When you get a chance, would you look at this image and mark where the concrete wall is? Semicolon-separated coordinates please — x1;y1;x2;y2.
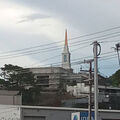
29;67;70;74
0;95;21;105
21;106;120;120
0;105;119;120
29;67;71;90
0;90;22;105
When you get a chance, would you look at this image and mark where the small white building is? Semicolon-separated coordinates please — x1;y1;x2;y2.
67;83;94;97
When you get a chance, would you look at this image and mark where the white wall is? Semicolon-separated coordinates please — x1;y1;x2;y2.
67;83;94;97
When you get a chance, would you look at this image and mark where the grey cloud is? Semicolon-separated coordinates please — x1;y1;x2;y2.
4;0;120;76
15;0;120;32
18;13;51;23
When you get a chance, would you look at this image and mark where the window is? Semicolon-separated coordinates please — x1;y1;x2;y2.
37;76;49;85
64;55;67;62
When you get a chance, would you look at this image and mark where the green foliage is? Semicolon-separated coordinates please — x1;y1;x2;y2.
109;69;120;87
22;86;41;105
0;64;41;105
1;64;35;89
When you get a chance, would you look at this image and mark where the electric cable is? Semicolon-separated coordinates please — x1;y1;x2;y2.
1;25;120;54
0;50;117;74
0;32;120;60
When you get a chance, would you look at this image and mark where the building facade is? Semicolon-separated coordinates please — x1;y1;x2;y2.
21;106;120;120
29;30;87;92
29;67;86;91
29;30;110;93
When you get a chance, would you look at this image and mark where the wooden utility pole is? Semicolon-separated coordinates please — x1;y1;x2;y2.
88;60;93;120
84;59;93;120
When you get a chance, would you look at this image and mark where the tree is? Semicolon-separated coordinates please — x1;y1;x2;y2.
109;69;120;87
0;64;41;105
1;64;35;90
22;86;41;105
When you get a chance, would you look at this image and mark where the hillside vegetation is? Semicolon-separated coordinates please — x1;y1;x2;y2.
109;69;120;87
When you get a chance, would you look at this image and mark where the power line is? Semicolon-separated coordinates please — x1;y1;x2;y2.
4;47;115;73
0;32;119;73
0;50;117;74
0;55;118;75
0;32;120;60
30;45;89;67
1;26;120;55
100;55;118;61
71;31;120;45
31;50;116;68
0;56;93;75
102;39;120;43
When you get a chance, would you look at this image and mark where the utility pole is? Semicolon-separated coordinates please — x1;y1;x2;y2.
93;41;101;120
84;59;93;120
88;60;93;120
115;43;120;66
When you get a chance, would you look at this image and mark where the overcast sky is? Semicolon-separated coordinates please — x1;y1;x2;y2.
0;0;120;76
